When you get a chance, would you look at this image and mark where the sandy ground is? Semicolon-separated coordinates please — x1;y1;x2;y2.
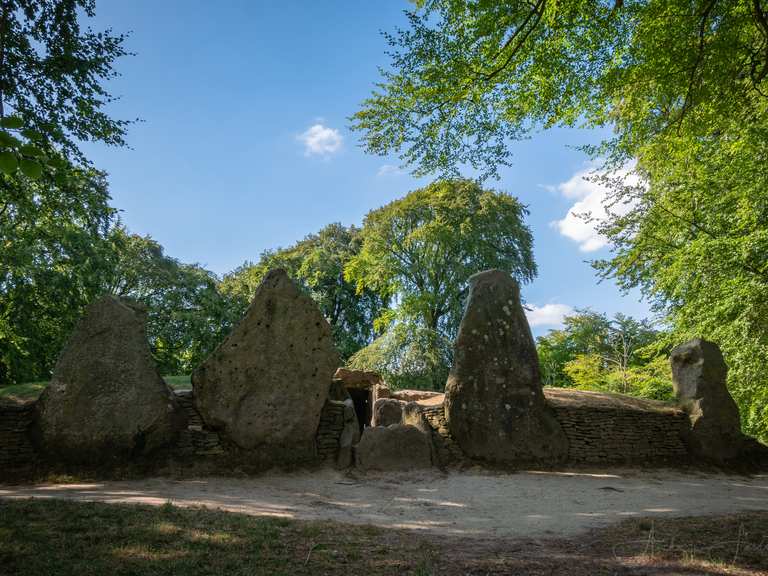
1;468;767;538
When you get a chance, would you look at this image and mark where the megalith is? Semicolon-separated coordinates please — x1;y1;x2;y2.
34;296;182;463
192;269;339;458
356;424;433;471
670;338;744;461
445;269;568;464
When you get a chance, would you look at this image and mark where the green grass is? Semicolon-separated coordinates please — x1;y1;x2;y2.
163;375;191;389
1;500;766;575
0;499;436;576
0;381;48;401
0;375;191;402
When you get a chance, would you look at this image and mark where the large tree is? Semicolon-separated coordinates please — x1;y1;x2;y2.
345;178;536;388
0;167;115;383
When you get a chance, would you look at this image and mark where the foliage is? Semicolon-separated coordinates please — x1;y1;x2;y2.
220;223;387;360
537;309;672;399
0;0;131;162
347;321;453;390
353;0;768;179
594;102;768;439
345;179;535;388
0;166;116;384
103;228;238;375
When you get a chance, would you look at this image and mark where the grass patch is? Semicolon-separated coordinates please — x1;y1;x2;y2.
1;499;766;575
0;381;47;402
163;375;191;389
0;375;191;402
0;499;435;576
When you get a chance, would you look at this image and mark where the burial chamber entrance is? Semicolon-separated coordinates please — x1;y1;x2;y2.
347;388;372;433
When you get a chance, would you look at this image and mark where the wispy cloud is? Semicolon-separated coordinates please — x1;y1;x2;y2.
525;303;574;328
377;164;405;177
551;164;638;252
298;123;343;157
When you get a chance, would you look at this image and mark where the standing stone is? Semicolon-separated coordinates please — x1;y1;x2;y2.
192;269;339;458
670;338;744;461
34;296;182;464
445;269;567;464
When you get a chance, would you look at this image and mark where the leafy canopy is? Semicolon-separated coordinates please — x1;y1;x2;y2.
345;178;536;388
353;0;768;178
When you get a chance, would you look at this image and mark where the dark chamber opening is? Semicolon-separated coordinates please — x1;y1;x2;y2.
347;388;372;433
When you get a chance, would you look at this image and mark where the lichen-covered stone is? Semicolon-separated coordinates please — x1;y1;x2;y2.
192;269;339;457
34;296;182;463
670;338;744;461
445;269;567;464
356;424;432;471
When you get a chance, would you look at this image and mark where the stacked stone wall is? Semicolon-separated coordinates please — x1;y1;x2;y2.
545;389;690;464
174;391;224;456
420;405;464;465
316;400;346;460
0;401;35;469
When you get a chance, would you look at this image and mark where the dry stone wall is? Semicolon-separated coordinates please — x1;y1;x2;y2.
420;404;465;466
545;389;689;464
316;400;346;461
0;401;35;470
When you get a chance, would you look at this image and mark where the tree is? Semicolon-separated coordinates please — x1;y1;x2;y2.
594;105;768;439
0;167;116;384
0;0;134;383
353;0;768;180
103;228;238;375
220;223;387;360
536;309;669;397
345;179;536;388
0;0;131;160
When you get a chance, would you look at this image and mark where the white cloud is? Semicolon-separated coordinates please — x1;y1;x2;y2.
377;164;405;177
298;123;343;157
551;165;639;252
525;303;574;328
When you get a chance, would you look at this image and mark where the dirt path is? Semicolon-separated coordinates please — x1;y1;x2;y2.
2;468;767;538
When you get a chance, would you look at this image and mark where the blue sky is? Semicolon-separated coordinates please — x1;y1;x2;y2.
82;0;651;336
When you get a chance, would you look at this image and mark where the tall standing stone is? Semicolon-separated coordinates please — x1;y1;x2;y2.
445;270;567;464
34;296;182;464
670;338;744;461
192;269;339;458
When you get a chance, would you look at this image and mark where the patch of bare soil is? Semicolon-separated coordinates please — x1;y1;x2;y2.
3;468;767;540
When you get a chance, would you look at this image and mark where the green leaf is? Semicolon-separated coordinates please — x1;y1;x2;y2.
19;158;43;179
0;116;24;129
20;129;44;142
19;144;44;158
0;130;21;148
0;151;18;174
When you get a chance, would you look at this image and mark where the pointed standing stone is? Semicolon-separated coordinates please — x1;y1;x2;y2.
445;269;567;464
670;338;744;461
34;296;182;463
192;269;339;458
